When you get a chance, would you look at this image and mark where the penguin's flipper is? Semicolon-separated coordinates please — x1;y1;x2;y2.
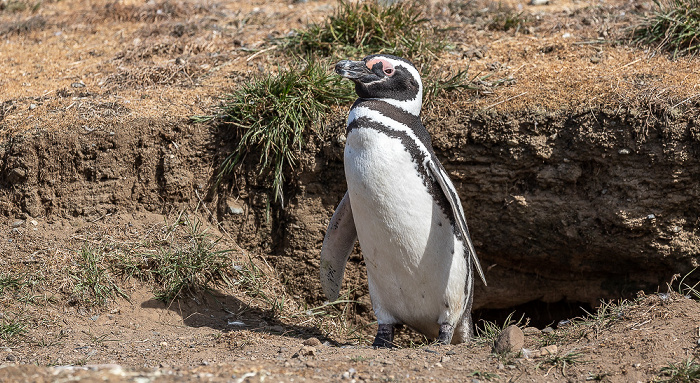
320;191;358;301
427;160;487;287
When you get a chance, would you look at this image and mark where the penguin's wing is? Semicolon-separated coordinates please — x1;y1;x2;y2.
427;159;488;287
320;191;358;301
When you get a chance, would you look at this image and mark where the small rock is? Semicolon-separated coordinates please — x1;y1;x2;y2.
71;82;86;88
29;220;38;226
619;148;631;155
29;103;37;110
590;56;601;64
303;337;322;347
434;362;443;368
440;355;451;363
497;363;504;370
297;346;316;357
530;0;549;4
493;325;524;354
445;350;456;355
6;354;16;362
521;348;541;359
7;168;26;183
541;345;558;355
11;220;24;228
226;198;244;215
541;327;554;334
160;342;168;347
522;327;540;336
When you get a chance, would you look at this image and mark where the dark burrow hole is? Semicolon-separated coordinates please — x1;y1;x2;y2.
473;299;595;330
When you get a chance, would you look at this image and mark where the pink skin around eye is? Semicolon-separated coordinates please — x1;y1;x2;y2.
366;58;395;76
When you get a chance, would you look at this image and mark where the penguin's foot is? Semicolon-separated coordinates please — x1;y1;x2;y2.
436;323;454;345
372;324;395;348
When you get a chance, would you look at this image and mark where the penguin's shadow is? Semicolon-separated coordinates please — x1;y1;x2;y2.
140;290;327;341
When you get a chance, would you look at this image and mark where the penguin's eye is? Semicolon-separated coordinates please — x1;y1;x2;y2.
366;58;394;76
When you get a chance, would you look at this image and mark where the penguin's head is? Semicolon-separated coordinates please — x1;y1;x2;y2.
335;54;423;115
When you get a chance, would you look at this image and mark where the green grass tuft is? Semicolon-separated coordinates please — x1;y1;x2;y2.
116;215;235;302
282;0;445;61
230;254;287;318
214;60;355;206
658;357;700;382
632;0;700;58
474;311;529;348
0;315;27;342
0;274;26;294
69;245;129;306
484;3;532;32
0;0;42;13
537;351;585;377
675;267;700;299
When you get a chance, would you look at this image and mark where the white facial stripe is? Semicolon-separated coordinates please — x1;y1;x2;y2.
371;56;423;116
363;75;391;87
348;106;433;167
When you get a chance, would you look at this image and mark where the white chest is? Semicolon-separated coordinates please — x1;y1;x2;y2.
344;127;467;332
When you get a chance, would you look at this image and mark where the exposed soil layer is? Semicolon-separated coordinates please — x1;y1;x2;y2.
1;0;700;381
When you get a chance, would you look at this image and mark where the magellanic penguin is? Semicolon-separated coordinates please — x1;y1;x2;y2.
320;54;487;347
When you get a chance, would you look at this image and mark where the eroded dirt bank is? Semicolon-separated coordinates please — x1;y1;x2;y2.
2;101;699;313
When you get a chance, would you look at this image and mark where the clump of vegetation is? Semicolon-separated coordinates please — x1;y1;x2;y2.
658;357;700;382
484;3;533;32
212;60;355;206
632;0;700;58
537;351;585;377
0;0;42;13
0;271;53;306
674;267;699;300
449;1;536;33
68;245;129;306
473;311;528;347
423;65;511;108
0;314;27;342
282;0;445;61
115;215;235;302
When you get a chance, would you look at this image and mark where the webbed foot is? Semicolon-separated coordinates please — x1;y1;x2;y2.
372;324;395;348
437;323;454;345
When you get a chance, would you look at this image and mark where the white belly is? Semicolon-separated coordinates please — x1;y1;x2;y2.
344;127;468;337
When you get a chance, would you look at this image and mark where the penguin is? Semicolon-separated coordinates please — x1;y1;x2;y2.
320;54;487;347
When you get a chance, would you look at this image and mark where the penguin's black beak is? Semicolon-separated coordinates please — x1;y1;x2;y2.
335;60;369;80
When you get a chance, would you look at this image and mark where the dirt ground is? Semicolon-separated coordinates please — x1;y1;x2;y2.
2;0;700;381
